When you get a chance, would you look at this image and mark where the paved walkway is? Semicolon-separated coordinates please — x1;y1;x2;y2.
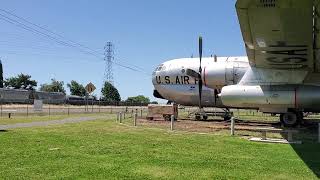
0;116;106;130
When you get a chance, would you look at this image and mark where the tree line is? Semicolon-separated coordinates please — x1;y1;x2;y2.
3;73;156;104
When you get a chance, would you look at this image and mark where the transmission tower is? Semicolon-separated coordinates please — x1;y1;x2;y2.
104;42;114;85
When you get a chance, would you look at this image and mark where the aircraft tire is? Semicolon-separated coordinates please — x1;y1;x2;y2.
202;115;208;121
280;112;301;127
163;115;171;121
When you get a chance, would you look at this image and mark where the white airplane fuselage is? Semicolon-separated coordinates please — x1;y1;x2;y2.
153;57;320;114
152;56;249;107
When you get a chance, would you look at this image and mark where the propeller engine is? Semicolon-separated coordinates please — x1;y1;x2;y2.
186;37;219;110
186;37;204;111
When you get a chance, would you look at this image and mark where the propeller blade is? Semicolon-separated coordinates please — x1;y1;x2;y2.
199;36;203;65
198;36;203;110
199;79;203;109
186;69;201;79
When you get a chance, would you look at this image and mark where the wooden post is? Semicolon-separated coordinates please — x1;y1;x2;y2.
140;109;143;117
231;117;235;136
170;115;174;131
68;106;70;116
116;113;119;122
131;110;133;118
287;131;293;142
134;113;137;126
124;112;126;119
119;112;122;123
261;131;267;140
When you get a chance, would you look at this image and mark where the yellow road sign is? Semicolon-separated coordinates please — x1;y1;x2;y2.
85;82;96;94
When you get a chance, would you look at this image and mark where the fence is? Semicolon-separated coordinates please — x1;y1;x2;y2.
0;103;148;117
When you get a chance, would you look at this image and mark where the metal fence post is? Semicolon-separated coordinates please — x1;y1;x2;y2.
231;117;235;136
49;103;51;116
98;101;101;113
318;123;320;143
134;113;137;126
91;99;94;113
26;104;29;117
170;115;174;131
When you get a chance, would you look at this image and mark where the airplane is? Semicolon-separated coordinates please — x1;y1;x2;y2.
152;0;320;127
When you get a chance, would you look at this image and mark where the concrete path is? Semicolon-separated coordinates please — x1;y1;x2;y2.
0;116;105;130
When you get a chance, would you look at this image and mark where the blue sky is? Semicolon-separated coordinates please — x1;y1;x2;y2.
0;0;246;101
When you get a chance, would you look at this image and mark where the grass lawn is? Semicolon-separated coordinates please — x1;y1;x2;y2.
0;117;319;179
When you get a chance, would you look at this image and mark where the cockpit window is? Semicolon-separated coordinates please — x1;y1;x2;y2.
154;64;166;72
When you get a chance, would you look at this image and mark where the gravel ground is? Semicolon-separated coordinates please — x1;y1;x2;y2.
0;116;108;130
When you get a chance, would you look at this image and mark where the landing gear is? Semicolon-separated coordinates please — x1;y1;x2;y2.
280;112;303;127
223;113;233;121
163;114;171;121
195;113;208;121
163;114;177;121
223;108;233;121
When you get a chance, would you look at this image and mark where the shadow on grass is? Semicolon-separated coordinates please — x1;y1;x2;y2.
0;129;8;132
285;123;320;178
291;143;320;178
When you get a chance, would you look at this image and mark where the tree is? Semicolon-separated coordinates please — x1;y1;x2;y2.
40;79;66;94
67;80;86;96
4;73;37;89
101;81;121;102
125;95;150;104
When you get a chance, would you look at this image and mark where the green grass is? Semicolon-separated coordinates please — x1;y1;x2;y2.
0;117;319;179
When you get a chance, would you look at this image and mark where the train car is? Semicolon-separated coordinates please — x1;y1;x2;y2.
35;91;66;104
0;88;31;104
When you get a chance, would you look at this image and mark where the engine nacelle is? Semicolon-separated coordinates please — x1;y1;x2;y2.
203;61;248;89
220;85;320;112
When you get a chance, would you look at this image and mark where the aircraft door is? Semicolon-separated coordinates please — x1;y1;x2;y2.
225;63;235;85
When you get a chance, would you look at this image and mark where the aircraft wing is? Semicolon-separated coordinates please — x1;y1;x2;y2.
236;0;317;71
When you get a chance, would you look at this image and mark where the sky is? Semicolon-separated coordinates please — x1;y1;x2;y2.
0;0;246;102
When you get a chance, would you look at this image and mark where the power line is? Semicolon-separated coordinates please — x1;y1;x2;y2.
0;12;147;72
0;9;103;56
0;9;149;74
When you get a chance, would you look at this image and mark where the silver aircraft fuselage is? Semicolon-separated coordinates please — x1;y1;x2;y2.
152;57;249;107
153;56;320;114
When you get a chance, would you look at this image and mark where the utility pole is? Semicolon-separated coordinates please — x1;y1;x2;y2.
0;58;3;88
104;42;114;85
